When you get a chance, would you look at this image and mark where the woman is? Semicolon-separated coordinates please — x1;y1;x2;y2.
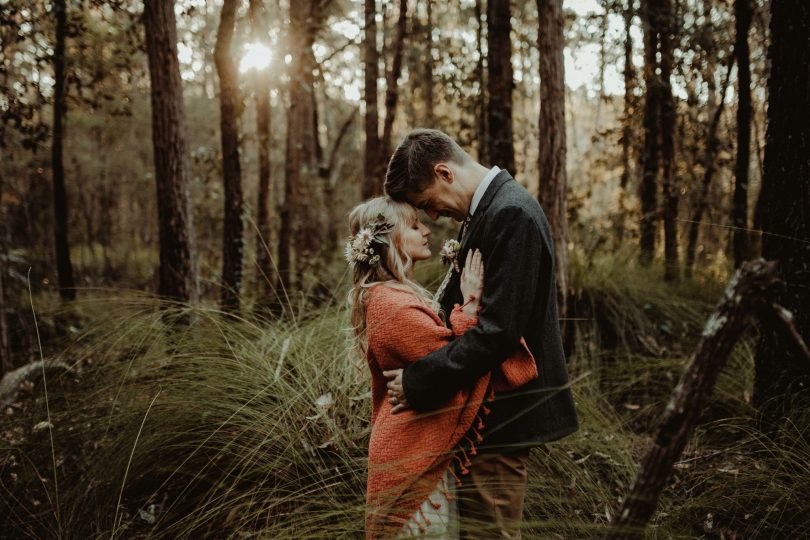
346;197;538;539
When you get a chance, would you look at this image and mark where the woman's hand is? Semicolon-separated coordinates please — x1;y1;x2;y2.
459;249;484;317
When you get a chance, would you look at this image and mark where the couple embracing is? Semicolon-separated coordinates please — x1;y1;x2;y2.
346;129;579;538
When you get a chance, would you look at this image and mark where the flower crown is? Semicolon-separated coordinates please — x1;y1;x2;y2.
344;214;394;269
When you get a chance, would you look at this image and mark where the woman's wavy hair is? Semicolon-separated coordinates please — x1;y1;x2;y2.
346;196;438;355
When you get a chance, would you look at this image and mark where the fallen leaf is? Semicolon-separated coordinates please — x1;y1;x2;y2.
33;421;53;433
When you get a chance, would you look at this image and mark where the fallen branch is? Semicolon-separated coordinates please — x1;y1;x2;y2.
604;259;779;539
0;359;71;407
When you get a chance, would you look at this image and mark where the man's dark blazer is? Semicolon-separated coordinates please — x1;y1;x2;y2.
402;170;579;447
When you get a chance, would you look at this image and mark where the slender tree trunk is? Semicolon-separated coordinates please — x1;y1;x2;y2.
424;0;435;126
321;109;358;250
362;0;380;198
638;0;660;265
215;0;244;312
595;0;609;129
51;0;76;301
753;0;810;412
733;0;752;268
249;0;275;300
617;0;635;242
486;0;514;173
537;0;568;326
285;2;321;294
659;0;679;281
0;261;7;375
474;0;487;162
143;0;198;304
0;176;9;375
685;57;734;278
379;0;408;171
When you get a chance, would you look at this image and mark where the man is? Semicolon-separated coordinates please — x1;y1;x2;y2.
382;128;579;538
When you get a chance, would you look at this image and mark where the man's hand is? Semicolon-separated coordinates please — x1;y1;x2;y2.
383;369;410;414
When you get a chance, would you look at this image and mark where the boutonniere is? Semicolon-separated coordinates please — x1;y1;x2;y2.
440;239;461;273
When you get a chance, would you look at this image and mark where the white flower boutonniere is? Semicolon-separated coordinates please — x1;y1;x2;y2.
440;239;461;272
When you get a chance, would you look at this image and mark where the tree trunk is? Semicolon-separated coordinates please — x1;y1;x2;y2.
0;260;7;375
685;56;734;278
424;0;435;126
321;109;358;251
362;0;381;198
379;0;408;172
617;0;635;242
249;0;275;301
486;0;514;173
143;0;198;304
753;0;810;412
537;0;568;327
284;1;321;295
733;0;752;268
0;177;9;374
51;0;76;301
638;0;660;265
215;0;245;313
474;0;487;162
606;259;780;539
659;0;679;282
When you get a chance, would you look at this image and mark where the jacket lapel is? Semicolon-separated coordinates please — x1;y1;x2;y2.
459;170;513;253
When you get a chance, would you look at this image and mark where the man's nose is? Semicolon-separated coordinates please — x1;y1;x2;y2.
426;210;439;221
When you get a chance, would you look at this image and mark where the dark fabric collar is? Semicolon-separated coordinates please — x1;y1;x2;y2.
472;169;513;217
458;170;514;253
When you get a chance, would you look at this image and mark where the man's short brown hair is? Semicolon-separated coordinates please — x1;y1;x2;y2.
384;129;468;201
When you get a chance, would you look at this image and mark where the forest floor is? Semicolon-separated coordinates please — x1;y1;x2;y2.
1;251;808;539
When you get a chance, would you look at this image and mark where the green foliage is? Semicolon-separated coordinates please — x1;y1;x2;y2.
2;255;808;538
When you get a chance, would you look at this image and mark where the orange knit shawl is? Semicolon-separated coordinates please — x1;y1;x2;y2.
364;285;538;538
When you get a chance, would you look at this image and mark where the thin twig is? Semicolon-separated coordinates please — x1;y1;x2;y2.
771;303;810;364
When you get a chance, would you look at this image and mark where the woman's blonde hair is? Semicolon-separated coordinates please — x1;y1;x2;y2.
346;196;438;354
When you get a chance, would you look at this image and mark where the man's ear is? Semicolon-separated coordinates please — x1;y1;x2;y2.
433;163;454;184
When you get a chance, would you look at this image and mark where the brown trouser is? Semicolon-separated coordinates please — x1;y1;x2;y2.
457;447;531;539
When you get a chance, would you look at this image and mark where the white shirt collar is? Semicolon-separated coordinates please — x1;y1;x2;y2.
469;166;501;216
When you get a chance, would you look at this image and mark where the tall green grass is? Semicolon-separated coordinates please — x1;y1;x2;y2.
2;254;808;538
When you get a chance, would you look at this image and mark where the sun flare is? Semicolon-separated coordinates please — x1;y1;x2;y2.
239;42;272;74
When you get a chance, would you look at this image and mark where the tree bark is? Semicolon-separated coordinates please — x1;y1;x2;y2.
733;0;752;268
424;0;435;126
685;56;734;278
753;0;810;411
616;0;635;242
215;0;245;313
0;178;9;374
638;0;660;265
362;0;381;198
249;0;275;301
659;0;679;282
0;261;7;375
143;0;198;304
283;1;322;296
537;0;568;327
51;0;76;301
474;0;487;162
379;0;408;173
606;259;780;539
486;0;514;173
321;108;358;251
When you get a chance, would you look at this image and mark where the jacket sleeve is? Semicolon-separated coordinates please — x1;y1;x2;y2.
402;206;545;411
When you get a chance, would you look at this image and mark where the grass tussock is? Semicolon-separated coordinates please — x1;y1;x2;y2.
1;254;808;539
